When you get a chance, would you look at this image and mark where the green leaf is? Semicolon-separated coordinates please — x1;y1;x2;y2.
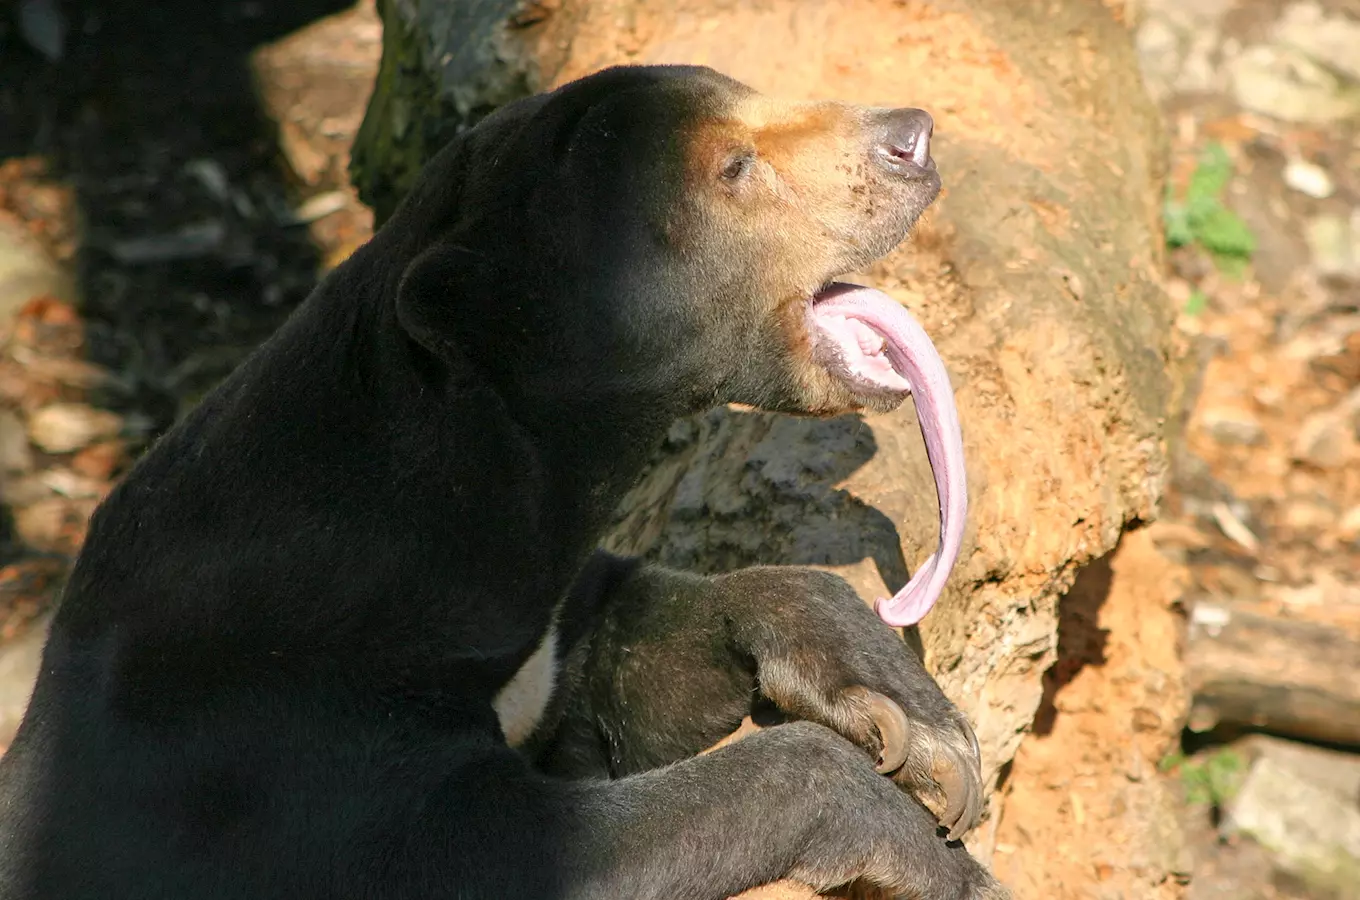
1163;142;1256;261
1163;202;1194;247
1175;749;1246;808
1187;142;1233;205
1184;289;1208;316
1184;192;1224;228
1158;751;1187;773
1196;206;1257;258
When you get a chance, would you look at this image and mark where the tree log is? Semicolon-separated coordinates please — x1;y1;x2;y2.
1187;600;1360;748
349;0;1182;886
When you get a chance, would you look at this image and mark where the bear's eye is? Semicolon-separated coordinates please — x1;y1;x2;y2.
719;152;755;182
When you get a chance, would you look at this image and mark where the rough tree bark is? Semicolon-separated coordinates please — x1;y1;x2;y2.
349;0;1181;892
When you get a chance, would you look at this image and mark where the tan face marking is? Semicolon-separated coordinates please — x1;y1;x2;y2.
682;95;896;299
679;97;893;411
664;78;940;417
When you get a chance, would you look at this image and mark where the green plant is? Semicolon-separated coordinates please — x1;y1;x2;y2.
1161;747;1246;808
1183;288;1208;316
1164;142;1257;274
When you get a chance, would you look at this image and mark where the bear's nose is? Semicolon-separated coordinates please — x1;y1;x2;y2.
876;108;935;174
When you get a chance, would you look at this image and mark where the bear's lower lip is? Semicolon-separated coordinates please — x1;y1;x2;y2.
807;282;968;627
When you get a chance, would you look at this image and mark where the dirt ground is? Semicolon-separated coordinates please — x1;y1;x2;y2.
1;0;1358;898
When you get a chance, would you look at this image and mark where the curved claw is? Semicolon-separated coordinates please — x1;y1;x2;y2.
936;757;974;841
865;691;911;775
962;716;981;763
932;719;983;841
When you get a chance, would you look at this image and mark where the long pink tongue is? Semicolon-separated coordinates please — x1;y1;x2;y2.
815;286;967;627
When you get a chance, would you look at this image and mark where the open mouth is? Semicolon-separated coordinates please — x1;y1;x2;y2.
806;281;968;628
810;283;913;395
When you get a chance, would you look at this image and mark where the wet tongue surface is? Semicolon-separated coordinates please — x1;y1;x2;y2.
811;284;967;626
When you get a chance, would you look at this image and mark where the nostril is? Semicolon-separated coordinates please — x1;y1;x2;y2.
886;141;920;164
878;108;935;171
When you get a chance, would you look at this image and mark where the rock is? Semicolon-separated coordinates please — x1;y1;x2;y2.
1340;505;1360;543
16;355;117;392
1282;158;1334;200
1219;163;1313;294
7;295;82;357
1177;28;1225;96
1135;0;1235;23
11;498;67;553
15;0;66;63
1133;11;1229;101
1220;743;1360;898
250;0;382;190
1291;412;1353;468
37;468;110;501
291;191;350;225
1305;212;1360;280
248;0;380;269
351;0;1181;891
1291;388;1360;470
1;473;55;509
1133;16;1183;102
1284;319;1360;367
1233;734;1360;802
1273;2;1360;84
1200;405;1264;446
26;403;123;454
0;410;33;475
0;218;77;324
1312;327;1360;384
108;222;227;266
70;439;128;482
1227;45;1360;124
1281;498;1337;533
11;495;97;555
1184;836;1287;900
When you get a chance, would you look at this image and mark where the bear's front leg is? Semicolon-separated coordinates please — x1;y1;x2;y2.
535;551;984;841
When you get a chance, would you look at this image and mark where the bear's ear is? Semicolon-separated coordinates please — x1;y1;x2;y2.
393;243;485;368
